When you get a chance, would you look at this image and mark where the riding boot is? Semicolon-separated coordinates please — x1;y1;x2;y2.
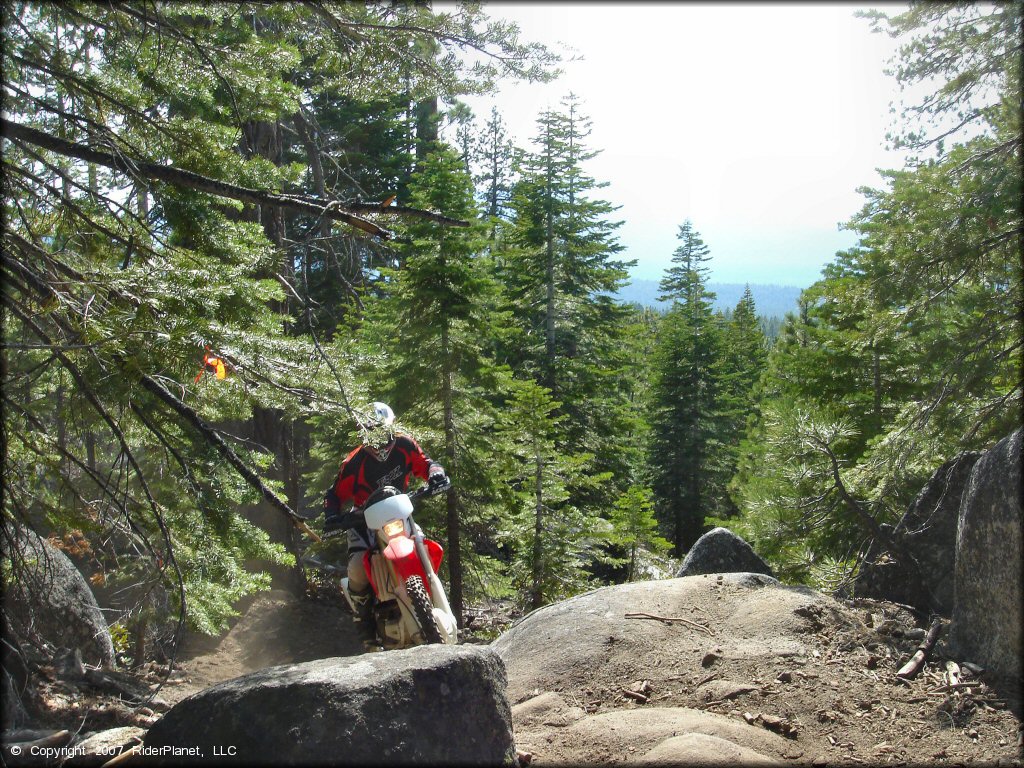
349;586;380;652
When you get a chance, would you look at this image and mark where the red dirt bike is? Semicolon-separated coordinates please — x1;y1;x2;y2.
339;481;458;649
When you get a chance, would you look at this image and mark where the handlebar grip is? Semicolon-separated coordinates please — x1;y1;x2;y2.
409;480;451;500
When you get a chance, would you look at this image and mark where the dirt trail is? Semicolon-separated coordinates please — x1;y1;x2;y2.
165;590;357;702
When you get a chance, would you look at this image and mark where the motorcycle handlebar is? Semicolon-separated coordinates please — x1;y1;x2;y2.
354;479;451;512
408;478;452;501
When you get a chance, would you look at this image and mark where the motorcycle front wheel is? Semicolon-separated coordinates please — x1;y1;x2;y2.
405;574;443;644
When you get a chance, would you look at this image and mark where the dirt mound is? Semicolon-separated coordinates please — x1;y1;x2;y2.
495;573;1023;765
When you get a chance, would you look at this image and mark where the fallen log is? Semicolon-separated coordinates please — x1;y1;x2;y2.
896;617;944;680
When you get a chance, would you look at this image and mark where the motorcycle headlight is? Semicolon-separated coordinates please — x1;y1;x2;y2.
381;518;406;539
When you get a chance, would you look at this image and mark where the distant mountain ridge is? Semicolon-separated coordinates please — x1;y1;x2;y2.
616;279;803;318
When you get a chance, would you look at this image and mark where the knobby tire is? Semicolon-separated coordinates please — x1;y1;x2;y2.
405;575;443;644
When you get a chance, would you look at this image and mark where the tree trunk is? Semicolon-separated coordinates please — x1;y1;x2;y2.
292;110;331;243
414;96;439;160
488;120;500;218
440;322;463;625
239;117;304;595
871;338;882;433
531;445;545;610
544;122;557;394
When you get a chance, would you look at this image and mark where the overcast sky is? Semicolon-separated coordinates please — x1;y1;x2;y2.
459;3;915;287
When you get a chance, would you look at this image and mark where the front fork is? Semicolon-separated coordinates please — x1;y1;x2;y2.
413;531;455;620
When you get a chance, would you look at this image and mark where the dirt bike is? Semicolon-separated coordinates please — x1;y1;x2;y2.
339;481;458;649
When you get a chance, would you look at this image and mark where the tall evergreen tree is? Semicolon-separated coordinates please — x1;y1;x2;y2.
495;95;640;593
352;147;503;624
496;380;608;608
501;95;634;465
503;97;630;387
719;286;768;477
474;106;519;221
649;221;730;554
658;220;711;303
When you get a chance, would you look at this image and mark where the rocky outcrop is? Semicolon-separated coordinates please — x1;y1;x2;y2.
493;574;845;704
514;704;800;765
950;429;1022;685
3;525;114;667
855;451;981;615
676;527;774;578
639;731;780;765
144;645;515;765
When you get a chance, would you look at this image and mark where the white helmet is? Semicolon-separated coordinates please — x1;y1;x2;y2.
363;402;395;428
360;402;397;461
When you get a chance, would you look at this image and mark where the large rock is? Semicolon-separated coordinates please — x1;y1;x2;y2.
3;525;114;667
676;527;774;578
493;575;846;705
519;706;799;765
950;429;1022;685
638;731;780;765
855;451;981;615
144;645;515;765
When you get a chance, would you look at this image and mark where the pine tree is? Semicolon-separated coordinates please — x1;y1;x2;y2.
724;287;767;402
352;147;505;624
648;221;731;554
503;95;632;404
496;380;607;608
474;106;519;221
499;95;637;501
607;486;672;582
493;95;640;594
717;286;768;511
659;220;711;303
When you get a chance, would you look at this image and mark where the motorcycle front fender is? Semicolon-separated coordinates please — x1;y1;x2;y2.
383;536;428;587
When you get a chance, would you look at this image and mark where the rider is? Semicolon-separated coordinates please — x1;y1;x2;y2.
322;402;448;650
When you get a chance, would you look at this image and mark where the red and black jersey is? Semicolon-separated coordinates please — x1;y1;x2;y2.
329;434;436;510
